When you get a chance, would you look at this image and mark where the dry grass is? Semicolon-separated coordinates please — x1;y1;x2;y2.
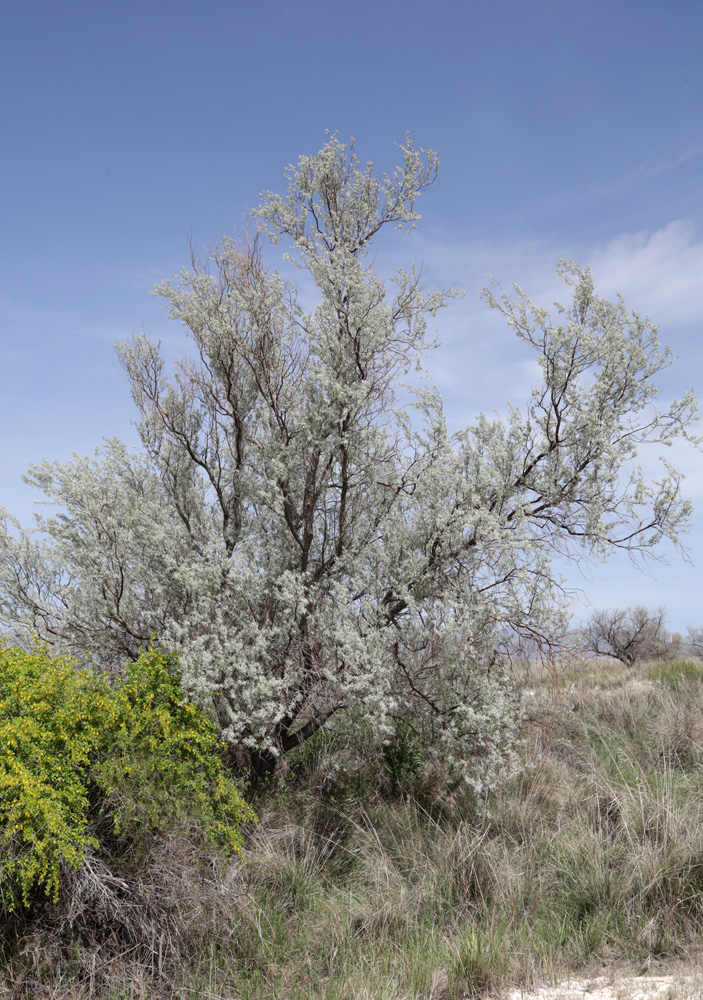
3;656;703;998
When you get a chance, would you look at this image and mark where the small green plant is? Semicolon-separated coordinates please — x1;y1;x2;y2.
382;719;426;789
0;641;256;912
449;922;507;998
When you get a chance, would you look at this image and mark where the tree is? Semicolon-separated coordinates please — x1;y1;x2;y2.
0;135;699;788
685;627;703;658
582;605;668;667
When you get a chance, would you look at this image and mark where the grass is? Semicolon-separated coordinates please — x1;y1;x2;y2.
4;655;703;998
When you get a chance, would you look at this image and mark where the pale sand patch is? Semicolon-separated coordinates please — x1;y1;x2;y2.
505;971;703;999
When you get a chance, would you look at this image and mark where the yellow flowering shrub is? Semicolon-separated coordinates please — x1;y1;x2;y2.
94;646;257;851
0;641;256;912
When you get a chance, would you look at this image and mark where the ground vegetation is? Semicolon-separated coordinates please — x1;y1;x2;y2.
2;654;703;997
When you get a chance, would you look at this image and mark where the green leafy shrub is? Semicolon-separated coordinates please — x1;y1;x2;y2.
0;641;256;912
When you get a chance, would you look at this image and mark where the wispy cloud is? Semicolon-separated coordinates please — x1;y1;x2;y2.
604;146;703;192
588;220;703;326
514;146;703;223
411;217;703;330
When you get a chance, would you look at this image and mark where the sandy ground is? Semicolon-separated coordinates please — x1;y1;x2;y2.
504;964;703;999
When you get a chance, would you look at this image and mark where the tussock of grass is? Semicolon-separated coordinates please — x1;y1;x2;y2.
3;657;703;998
648;658;703;692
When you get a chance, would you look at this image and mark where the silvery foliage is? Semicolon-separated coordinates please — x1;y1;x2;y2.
0;136;699;788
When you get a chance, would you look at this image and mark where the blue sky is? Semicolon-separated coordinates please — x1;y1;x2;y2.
1;0;701;631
